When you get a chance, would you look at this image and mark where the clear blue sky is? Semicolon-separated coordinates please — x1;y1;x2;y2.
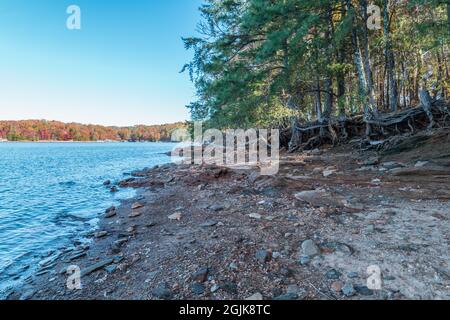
0;0;203;126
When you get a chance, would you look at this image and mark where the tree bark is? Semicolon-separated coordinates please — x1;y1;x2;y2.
384;0;398;112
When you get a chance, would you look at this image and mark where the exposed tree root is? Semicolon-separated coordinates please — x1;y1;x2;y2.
284;101;450;151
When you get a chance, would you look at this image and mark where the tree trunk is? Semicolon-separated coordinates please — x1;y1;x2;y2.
384;0;398;112
419;89;434;129
360;0;377;116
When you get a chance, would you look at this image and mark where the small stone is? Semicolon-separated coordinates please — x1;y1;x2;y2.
105;206;117;218
221;281;238;294
272;252;281;259
301;239;320;257
168;212;182;221
210;284;220;293
210;204;225;212
110;186;118;193
152;284;172;300
249;213;262;220
229;262;238;271
192;283;205;295
342;283;356;297
105;264;117;274
131;202;144;210
245;292;263;300
415;160;430;168
354;285;374;296
255;250;271;264
193;267;209;283
323;170;336;177
129;211;142;218
274;293;298;300
200;220;218;228
299;255;311;265
103;180;111;186
331;281;343;292
326;269;342;280
347;272;359;279
94;231;108;238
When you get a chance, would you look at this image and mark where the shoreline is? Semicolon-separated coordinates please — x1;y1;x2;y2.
7;136;450;300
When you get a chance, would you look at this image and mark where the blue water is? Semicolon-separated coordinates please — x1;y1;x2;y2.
0;142;175;297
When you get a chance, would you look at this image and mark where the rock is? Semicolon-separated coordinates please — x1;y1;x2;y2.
229;262;238;271
103;180;111;186
323;170;336;177
312;167;323;174
110;186;118;193
200;220;218;228
193;267;209;283
245;292;263;300
273;293;298;300
249;213;262;220
272;252;281;259
221;281;238;294
286;285;303;297
152;284;172;300
342;283;356;297
128;211;142;218
210;284;220;293
94;231;108;238
326;269;342;280
347;272;359;279
131;202;144;210
168;212;182;221
210;204;225;212
363;157;380;166
354;285;374;296
105;206;117;218
19;289;35;300
331;281;343;292
105;264;117;274
114;238;128;247
299;255;311;265
255;250;271;264
294;190;344;207
415;161;429;167
192;283;205;295
81;258;114;277
301;239;320;257
382;161;404;170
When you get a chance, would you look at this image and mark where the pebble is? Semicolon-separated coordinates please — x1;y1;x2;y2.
255;250;271;264
152;284;172;300
299;255;311;265
193;267;209;283
200;220;218;228
355;285;374;296
301;239;320;257
168;212;182;221
245;292;263;300
249;213;262;220
331;281;343;292
131;202;144;210
129;211;142;218
94;231;108;238
192;283;205;295
272;252;281;259
210;284;220;293
347;272;359;279
110;186;118;193
342;283;356;297
326;269;342;280
273;293;298;300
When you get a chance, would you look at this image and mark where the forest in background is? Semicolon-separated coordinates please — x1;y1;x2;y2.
183;0;450;150
0;120;186;142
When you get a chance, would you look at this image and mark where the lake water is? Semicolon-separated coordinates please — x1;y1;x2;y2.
0;142;175;298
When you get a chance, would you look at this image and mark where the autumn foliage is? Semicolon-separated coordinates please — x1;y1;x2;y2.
0;120;186;142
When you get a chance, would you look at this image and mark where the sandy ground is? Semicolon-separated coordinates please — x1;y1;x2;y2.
8;130;450;300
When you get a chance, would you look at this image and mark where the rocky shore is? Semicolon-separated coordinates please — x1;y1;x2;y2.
8;129;450;300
